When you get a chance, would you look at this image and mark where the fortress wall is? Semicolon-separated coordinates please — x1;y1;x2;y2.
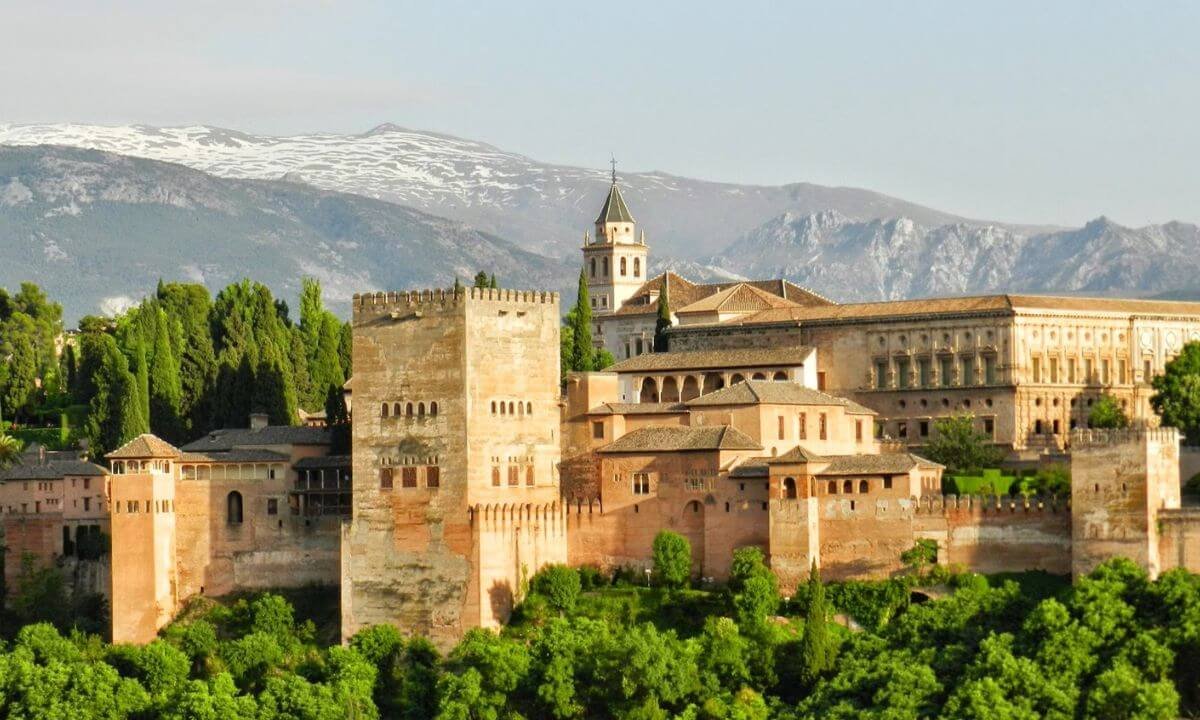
474;502;567;627
914;495;1072;575
817;493;916;581
1;515;62;591
769;498;819;594
1157;509;1200;574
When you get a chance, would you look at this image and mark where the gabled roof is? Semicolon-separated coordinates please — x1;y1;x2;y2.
685;380;876;414
676;283;801;316
587;402;689;416
608;346;813;373
0;458;109;481
598;425;761;453
179;449;291;464
596;182;635;224
107;434;181;459
770;445;829;464
612;274;832;318
181;425;331;452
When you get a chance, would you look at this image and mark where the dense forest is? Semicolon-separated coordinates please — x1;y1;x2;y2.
0;278;351;455
0;532;1195;719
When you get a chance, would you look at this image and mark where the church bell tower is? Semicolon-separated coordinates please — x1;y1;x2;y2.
581;161;648;316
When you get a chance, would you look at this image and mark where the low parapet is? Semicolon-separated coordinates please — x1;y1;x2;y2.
913;494;1069;515
352;288;559;312
1071;427;1180;449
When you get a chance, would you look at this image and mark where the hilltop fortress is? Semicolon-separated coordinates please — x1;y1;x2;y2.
7;178;1200;645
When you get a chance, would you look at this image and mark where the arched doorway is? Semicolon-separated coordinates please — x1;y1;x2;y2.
783;477;797;499
639;377;660;403
681;376;700;401
660;377;680;402
678;500;706;577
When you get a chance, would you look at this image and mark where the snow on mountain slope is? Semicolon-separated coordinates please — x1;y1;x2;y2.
0;122;996;260
717;211;1200;302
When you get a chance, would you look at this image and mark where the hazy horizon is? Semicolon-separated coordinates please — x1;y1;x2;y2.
2;1;1197;228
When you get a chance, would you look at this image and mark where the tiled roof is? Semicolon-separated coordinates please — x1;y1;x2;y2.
107;434;181;459
770;445;829;463
612;274;832;318
181;425;331;452
607;346;813;373
179;449;291;463
599;425;762;453
294;455;351;469
0;458;108;481
596;182;635;224
676;283;801;316
818;453;942;476
710;293;1200;328
587;402;689;416
685;380;876;414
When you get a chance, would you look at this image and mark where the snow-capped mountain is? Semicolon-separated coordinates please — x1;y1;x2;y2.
716;211;1200;302
0;145;570;320
0;122;1000;260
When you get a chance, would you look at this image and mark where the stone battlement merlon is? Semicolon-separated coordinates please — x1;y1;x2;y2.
1070;427;1181;449
469;501;565;530
352;288;558;310
912;493;1069;515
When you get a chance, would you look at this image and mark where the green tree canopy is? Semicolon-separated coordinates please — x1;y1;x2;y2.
1152;341;1200;442
1089;393;1130;430
652;531;692;590
924;414;1005;473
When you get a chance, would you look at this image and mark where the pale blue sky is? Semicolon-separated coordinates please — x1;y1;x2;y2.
2;1;1196;226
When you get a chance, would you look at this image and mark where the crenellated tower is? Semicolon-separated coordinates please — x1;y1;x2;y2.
581;162;648;316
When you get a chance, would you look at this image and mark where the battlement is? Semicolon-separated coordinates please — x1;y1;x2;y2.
912;493;1069;515
1071;427;1180;449
352;287;559;315
470;501;566;531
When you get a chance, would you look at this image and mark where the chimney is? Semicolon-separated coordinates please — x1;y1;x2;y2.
249;413;270;431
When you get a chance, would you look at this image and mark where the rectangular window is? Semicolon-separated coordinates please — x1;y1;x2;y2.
984;355;997;385
526;466;535;487
507;466;519;487
632;473;651;495
961;356;975;386
1085;358;1094;383
896;358;910;389
1035;419;1044;434
1067;358;1076;384
1118;359;1127;385
884;477;893;490
984;418;995;437
1032;356;1041;383
592;421;605;440
875;360;888;389
83;497;90;512
83;478;90;490
1101;359;1110;385
897;421;908;439
380;468;393;490
819;413;827;440
817;371;826;391
940;356;954;387
1052;419;1061;434
855;419;863;442
798;413;807;440
427;466;440;488
777;415;785;440
1049;357;1059;384
919;420;929;438
267;498;278;515
918;358;931;387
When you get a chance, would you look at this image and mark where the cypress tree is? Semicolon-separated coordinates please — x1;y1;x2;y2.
130;333;151;435
309;313;346;411
84;334;141;455
289;328;313;412
799;560;832;686
453;277;464;295
148;309;183;441
568;269;594;372
62;343;77;397
299;277;323;368
654;281;671;352
338;321;352;380
489;274;498;289
157;282;216;436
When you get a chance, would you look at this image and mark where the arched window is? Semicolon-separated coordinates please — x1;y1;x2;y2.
393;402;402;417
526;466;535;486
492;467;501;487
843;480;853;494
773;371;788;381
783;477;797;499
590;258;596;278
620;257;627;276
491;401;497;414
381;403;389;418
526;402;532;414
500;403;506;416
602;258;609;276
518;403;525;416
418;402;426;417
430;401;438;416
508;401;515;415
859;480;869;493
227;491;243;525
634;258;641;277
828;481;837;494
406;402;414;416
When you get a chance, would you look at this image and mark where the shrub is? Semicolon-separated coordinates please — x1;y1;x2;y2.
652;531;692;590
533;565;582;614
577;565;605;591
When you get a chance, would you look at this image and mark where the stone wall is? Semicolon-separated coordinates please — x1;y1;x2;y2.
914;495;1072;575
109;470;177;645
1;515;62;591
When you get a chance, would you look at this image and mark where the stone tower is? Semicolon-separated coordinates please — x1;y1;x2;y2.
1070;427;1181;579
581;167;648;316
341;287;566;647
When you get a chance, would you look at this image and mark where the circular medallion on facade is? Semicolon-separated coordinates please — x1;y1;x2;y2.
1140;330;1153;349
1166;331;1178;350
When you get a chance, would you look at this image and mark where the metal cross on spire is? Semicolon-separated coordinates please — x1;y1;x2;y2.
610;155;617;184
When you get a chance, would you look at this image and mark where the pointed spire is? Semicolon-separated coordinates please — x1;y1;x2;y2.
595;179;635;225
